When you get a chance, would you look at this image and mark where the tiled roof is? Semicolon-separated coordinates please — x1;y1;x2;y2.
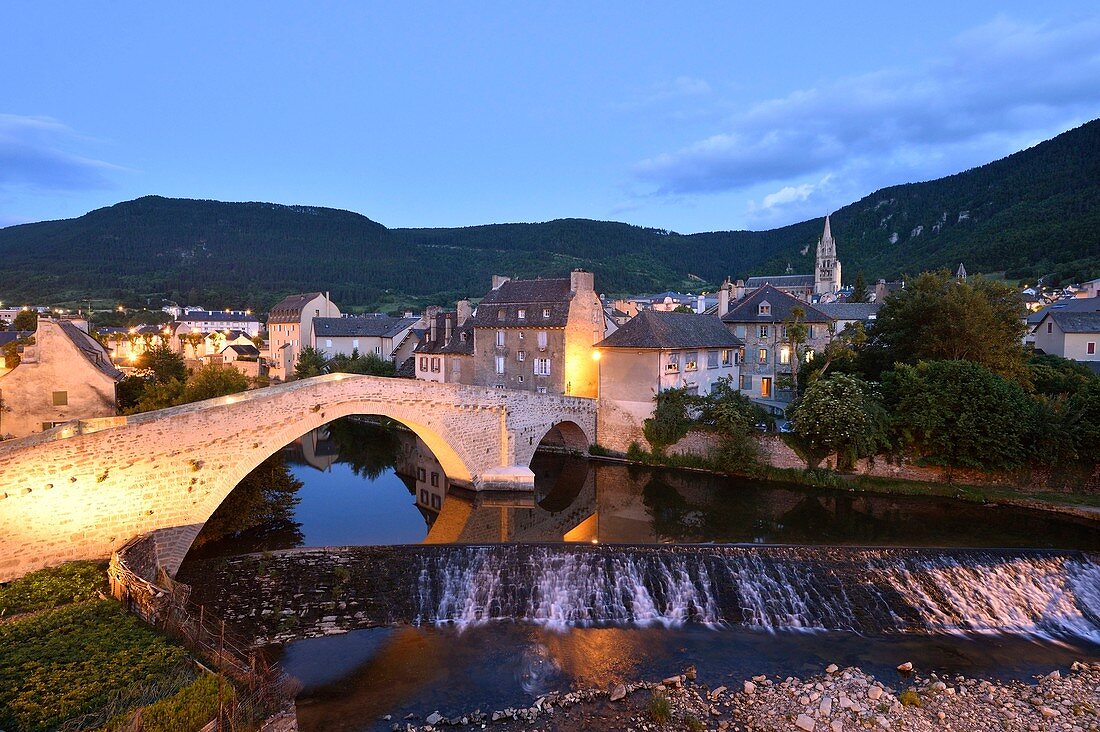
313;315;417;339
471;278;573;327
268;293;324;323
0;331;32;347
745;274;814;289
1048;311;1100;333
1027;296;1100;325
224;344;260;356
813;302;882;321
598;310;742;350
414;313;474;355
722;285;831;324
58;321;123;380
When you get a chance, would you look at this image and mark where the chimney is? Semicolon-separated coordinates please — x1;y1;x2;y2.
456;299;473;326
429;313;438;343
696;293;706;314
444;314;452;342
491;275;510;290
734;279;745;301
875;279;887;303
718;278;732;317
570;269;594;294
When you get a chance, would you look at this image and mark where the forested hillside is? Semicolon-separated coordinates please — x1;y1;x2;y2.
1;120;1097;312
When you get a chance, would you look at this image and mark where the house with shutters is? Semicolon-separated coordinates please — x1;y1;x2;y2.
266;292;340;381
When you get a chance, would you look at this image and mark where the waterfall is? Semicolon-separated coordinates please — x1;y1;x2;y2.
413;545;1100;641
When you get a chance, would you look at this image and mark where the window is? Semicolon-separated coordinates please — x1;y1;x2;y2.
536;386;548;394
417;467;426;482
760;377;772;399
780;346;791;364
494;384;506;389
420;489;429;504
758;347;768;363
758;302;771;316
1089;342;1097;355
542;308;551;318
495;356;506;374
684;351;698;371
419;356;428;370
431;494;441;509
804;348;816;362
758;325;769;338
52;391;67;406
431;472;439;487
517;350;526;362
537;331;548;350
517;375;524;383
1047;322;1053;333
325;339;332;348
497;309;506;320
735;325;746;339
352;339;359;348
665;353;680;373
496;330;505;347
518;309;526;320
431;357;441;373
721;349;732;366
534;358;551;376
707;350;719;369
740;374;752;390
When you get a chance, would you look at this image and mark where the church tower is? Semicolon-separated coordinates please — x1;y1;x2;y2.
815;215;842;296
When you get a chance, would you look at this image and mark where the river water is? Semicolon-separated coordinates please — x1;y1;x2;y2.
177;418;1100;731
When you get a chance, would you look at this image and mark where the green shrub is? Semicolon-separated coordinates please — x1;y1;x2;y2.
0;561;105;615
0;600;188;732
899;689;922;707
142;673;231;732
647;691;671;724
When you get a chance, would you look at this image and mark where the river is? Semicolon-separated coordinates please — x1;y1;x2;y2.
176;417;1100;731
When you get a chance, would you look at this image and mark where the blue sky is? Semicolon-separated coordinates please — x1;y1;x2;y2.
2;2;1099;233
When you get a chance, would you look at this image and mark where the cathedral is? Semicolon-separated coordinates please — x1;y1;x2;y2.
735;216;842;302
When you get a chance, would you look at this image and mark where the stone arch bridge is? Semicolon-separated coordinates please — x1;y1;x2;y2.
0;374;595;581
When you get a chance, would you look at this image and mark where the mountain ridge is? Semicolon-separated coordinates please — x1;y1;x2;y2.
2;119;1098;311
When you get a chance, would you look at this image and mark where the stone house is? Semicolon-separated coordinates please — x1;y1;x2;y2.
414;304;474;384
720;284;832;409
0;319;122;438
1033;311;1100;363
266;293;341;381
595;310;743;452
469;270;604;397
313;314;419;361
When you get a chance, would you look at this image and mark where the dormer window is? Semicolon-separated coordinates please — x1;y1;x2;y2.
758;301;771;316
518;309;526;320
542;308;551;318
498;309;506;320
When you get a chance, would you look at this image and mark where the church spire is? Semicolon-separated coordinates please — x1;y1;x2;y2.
815;214;841;297
822;214;832;245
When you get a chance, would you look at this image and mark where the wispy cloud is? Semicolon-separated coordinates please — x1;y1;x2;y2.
631;15;1100;222
0;114;122;192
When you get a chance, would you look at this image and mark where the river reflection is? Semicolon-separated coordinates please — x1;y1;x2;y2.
184;417;1100;559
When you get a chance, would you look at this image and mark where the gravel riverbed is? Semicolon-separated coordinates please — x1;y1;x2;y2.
387;660;1100;731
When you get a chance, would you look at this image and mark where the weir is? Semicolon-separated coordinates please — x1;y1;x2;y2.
178;544;1100;645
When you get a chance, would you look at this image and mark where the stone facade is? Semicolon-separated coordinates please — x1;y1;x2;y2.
0;319;121;439
266;293;340;381
0;373;595;581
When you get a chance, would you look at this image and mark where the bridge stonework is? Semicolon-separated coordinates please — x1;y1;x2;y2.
0;374;595;581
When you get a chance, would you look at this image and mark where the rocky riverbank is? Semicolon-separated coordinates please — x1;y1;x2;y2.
388;661;1100;731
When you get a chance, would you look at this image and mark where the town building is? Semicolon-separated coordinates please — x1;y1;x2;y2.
737;217;843;303
313;314;419;361
0;319;122;438
1033;311;1100;364
414;305;474;384
173;309;260;337
98;324;173;364
720;284;833;408
595;310;742;451
812;302;882;331
266;292;341;381
469;270;603;397
1025;296;1100;346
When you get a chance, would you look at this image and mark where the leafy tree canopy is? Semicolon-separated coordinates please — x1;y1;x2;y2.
788;373;889;469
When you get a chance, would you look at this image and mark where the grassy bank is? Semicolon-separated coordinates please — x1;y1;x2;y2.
0;563;224;732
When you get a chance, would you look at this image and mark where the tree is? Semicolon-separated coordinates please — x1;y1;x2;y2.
883;360;1037;471
850;271;868;303
1028;353;1096;397
328;349;396;377
182;363;250;402
787;373;889;469
800;321;867;389
294;346;328;379
135;343;186;384
696;376;768;472
12;310;37;332
642;387;696;455
781;306;809;399
860;271;1029;383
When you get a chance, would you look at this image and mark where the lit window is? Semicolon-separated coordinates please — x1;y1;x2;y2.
780;346;790;364
721;349;732;366
542;308;551;318
665;353;679;373
760;377;772;398
495;356;506;374
758;348;768;363
805;348;815;361
758;302;771;316
684;351;698;371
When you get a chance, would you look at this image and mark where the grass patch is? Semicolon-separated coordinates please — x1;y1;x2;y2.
141;673;231;732
647;690;671;724
0;560;105;616
852;474;1100;510
0;599;189;732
